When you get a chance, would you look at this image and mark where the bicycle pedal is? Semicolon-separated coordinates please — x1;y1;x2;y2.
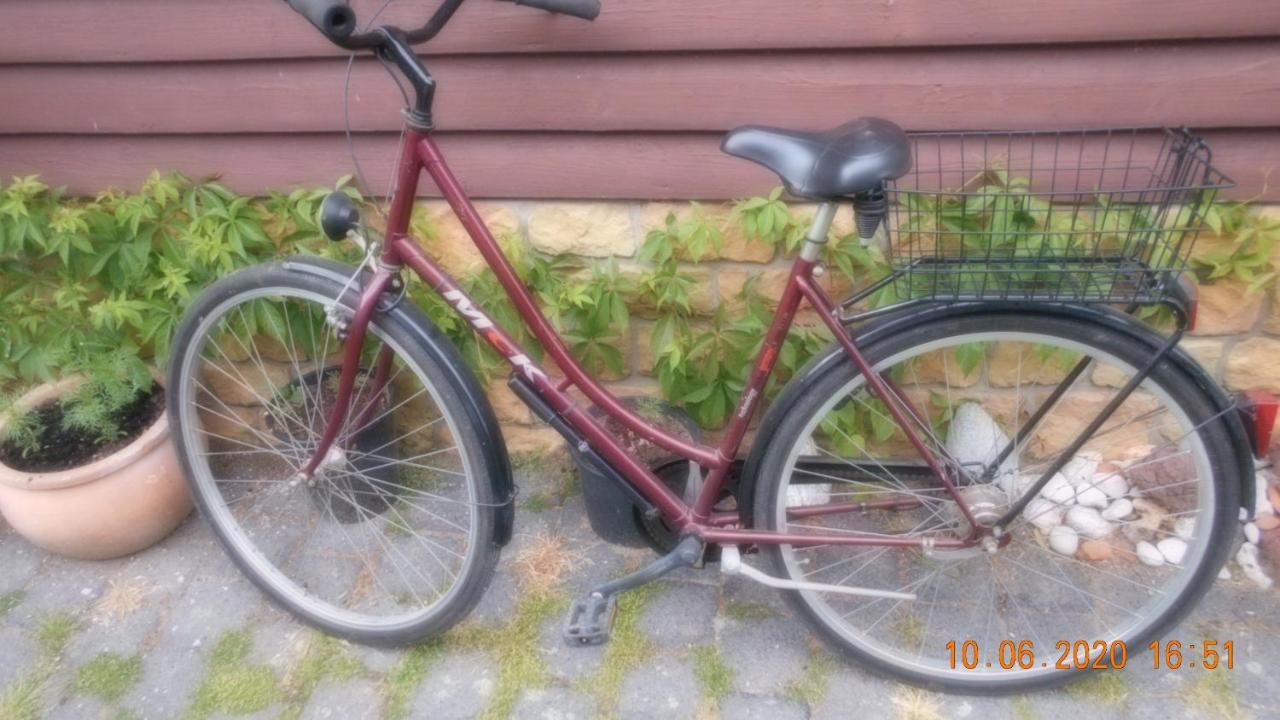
563;593;618;646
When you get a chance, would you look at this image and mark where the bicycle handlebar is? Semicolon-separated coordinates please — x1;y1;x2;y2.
282;0;599;50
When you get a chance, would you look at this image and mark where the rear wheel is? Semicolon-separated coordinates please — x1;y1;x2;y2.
752;310;1239;692
167;264;501;645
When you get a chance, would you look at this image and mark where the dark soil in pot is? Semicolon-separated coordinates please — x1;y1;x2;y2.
0;386;165;473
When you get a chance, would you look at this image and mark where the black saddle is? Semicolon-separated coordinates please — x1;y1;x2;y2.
721;117;912;198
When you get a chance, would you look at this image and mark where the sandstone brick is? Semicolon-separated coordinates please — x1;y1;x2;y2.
1225;336;1280;393
1190;278;1262;336
719;267;792;311
634;320;657;376
1026;389;1159;460
529;202;634;258
1092;338;1224;388
908;348;982;388
502;425;566;456
987;342;1073;388
486;382;533;425
1266;279;1280;335
198;403;268;444
199;359;294;407
413;201;520;276
642;201;776;264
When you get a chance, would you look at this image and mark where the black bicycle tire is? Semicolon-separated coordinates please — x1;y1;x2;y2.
751;311;1240;694
166;264;501;646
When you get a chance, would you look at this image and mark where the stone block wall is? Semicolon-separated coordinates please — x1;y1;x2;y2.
414;201;1280;457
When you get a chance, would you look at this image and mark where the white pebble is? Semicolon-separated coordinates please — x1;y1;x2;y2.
1236;543;1274;590
1174;517;1196;541
1136;541;1165;567
1048;525;1080;556
1243;522;1260;545
1066;506;1113;539
1156;537;1188;565
1101;498;1134;522
1255;470;1275;518
1061;452;1101;487
1025;498;1064;532
1096;472;1129;499
1218;567;1232;580
1040;473;1076;505
1075;484;1109;509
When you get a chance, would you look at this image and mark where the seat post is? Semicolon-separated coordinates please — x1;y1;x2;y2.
799;201;839;262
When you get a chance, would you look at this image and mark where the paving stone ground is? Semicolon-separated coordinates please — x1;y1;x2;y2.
2;462;1278;720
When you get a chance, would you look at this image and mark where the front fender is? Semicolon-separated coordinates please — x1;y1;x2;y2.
737;302;1254;524
281;255;516;546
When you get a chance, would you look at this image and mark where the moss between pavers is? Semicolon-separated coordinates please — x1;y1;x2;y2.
381;641;444;720
74;652;143;703
784;638;835;707
690;645;733;706
1064;671;1129;705
187;629;282;720
1180;670;1245;718
449;591;565;720
278;633;367;720
575;583;659;718
0;591;24;621
720;599;775;621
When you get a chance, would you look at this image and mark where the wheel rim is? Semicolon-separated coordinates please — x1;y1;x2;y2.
176;285;481;631
774;329;1216;684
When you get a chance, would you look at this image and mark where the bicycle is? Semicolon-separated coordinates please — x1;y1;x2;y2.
164;0;1268;693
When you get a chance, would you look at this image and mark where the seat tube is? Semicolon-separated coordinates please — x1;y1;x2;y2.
800;202;839;261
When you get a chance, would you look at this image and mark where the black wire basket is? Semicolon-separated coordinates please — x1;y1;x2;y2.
882;128;1234;305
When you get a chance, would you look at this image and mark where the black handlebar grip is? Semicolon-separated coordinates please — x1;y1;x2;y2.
285;0;358;40
513;0;601;21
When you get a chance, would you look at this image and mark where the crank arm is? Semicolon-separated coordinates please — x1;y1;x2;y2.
720;546;917;601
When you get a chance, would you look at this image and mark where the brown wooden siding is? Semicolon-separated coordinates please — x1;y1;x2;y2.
1;1;1278;199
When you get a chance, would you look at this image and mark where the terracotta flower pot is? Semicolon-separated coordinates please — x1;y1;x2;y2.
0;377;192;560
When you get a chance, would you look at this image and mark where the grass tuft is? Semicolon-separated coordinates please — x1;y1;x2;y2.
1012;695;1037;720
690;645;733;705
465;591;564;720
785;638;835;707
73;653;142;703
0;674;43;720
890;686;943;720
188;629;282;719
512;532;579;594
1065;672;1129;705
34;611;79;658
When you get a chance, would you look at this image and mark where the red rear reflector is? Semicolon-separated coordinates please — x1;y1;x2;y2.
1242;390;1279;459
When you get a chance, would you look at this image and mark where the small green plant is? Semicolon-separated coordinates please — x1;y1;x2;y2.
381;642;444;720
1192;201;1280;291
0;674;43;720
73;653;142;703
785;639;835;707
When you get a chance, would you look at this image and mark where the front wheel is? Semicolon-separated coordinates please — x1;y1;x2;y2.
167;263;501;646
752;310;1239;693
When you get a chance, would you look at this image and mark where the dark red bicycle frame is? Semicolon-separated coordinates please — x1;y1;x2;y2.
304;126;977;551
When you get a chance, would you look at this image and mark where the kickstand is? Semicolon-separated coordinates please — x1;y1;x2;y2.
564;535;704;645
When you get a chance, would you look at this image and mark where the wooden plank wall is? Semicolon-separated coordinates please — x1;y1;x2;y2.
1;0;1278;199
